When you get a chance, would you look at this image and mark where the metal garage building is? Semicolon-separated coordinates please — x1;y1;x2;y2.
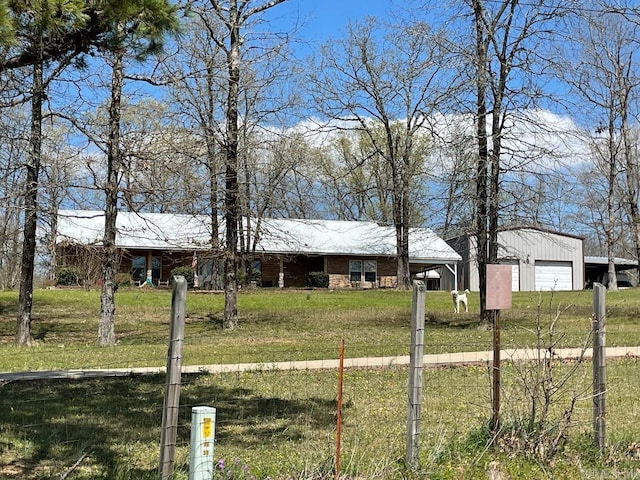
447;227;584;292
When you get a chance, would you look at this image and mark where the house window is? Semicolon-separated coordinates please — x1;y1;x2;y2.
251;259;262;284
364;260;377;283
349;260;362;282
131;256;146;282
349;259;377;283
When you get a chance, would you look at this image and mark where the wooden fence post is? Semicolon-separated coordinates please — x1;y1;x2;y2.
406;280;426;469
159;276;187;479
592;282;606;453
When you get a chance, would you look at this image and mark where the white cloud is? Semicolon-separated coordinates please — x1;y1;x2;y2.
429;109;591;173
285;109;591;169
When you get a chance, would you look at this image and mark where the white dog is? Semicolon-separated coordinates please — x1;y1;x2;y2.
451;289;470;313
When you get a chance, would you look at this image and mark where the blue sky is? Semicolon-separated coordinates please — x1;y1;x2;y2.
263;0;393;54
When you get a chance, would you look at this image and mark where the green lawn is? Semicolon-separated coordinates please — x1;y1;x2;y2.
1;287;639;371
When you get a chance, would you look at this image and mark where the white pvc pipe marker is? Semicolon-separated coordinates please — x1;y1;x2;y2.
189;406;216;480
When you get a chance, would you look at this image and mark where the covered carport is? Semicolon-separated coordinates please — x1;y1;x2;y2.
584;256;638;288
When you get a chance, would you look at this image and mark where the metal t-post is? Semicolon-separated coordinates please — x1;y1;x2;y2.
592;283;606;453
492;309;501;433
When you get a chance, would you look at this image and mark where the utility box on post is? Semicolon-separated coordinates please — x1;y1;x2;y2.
189;406;216;480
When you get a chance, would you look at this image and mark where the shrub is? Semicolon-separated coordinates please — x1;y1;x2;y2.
55;267;80;286
116;273;133;288
494;293;590;462
170;266;194;288
306;271;329;288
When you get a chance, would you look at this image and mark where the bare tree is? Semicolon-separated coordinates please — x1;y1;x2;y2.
159;8;228;289
40;125;83;281
318;128;431;228
101;6;179;345
309;17;449;289
461;0;570;320
199;0;289;328
430;121;477;239
575;150;626;264
118;100;208;215
0;109;28;290
256;130;325;219
559;3;640;290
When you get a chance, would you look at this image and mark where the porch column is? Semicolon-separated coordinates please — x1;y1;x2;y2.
444;263;458;291
454;264;458;291
146;251;153;284
278;257;284;288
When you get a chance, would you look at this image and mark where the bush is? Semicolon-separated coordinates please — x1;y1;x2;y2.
306;271;329;288
116;273;133;288
170;266;194;288
55;267;80;286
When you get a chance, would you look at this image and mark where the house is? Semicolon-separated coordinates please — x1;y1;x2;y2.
55;210;462;290
447;227;585;291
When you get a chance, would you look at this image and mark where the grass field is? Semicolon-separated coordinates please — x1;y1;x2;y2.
1;287;640;479
1;286;640;372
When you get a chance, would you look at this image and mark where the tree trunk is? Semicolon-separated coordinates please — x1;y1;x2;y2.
205;63;225;291
604;114;618;292
627;170;640;283
223;1;240;329
48;206;58;282
98;47;124;346
395;223;411;290
621;101;640;285
488;101;503;266
398;155;412;290
208;148;224;290
472;0;489;323
16;57;43;346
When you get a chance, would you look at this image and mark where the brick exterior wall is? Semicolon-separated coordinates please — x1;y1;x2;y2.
326;255;397;289
58;246;403;290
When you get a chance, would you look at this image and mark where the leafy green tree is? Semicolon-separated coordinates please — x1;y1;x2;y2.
98;1;180;346
0;3;14;45
9;0;179;346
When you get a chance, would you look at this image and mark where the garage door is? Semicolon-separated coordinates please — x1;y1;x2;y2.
535;261;572;291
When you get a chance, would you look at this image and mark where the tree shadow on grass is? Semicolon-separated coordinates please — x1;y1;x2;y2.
180;381;339;449
0;371;338;479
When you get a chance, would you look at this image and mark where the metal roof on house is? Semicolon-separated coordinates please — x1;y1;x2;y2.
585;256;638;267
56;210;461;264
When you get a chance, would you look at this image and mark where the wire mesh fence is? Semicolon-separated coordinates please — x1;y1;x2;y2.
1;286;640;479
3;339;639;479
